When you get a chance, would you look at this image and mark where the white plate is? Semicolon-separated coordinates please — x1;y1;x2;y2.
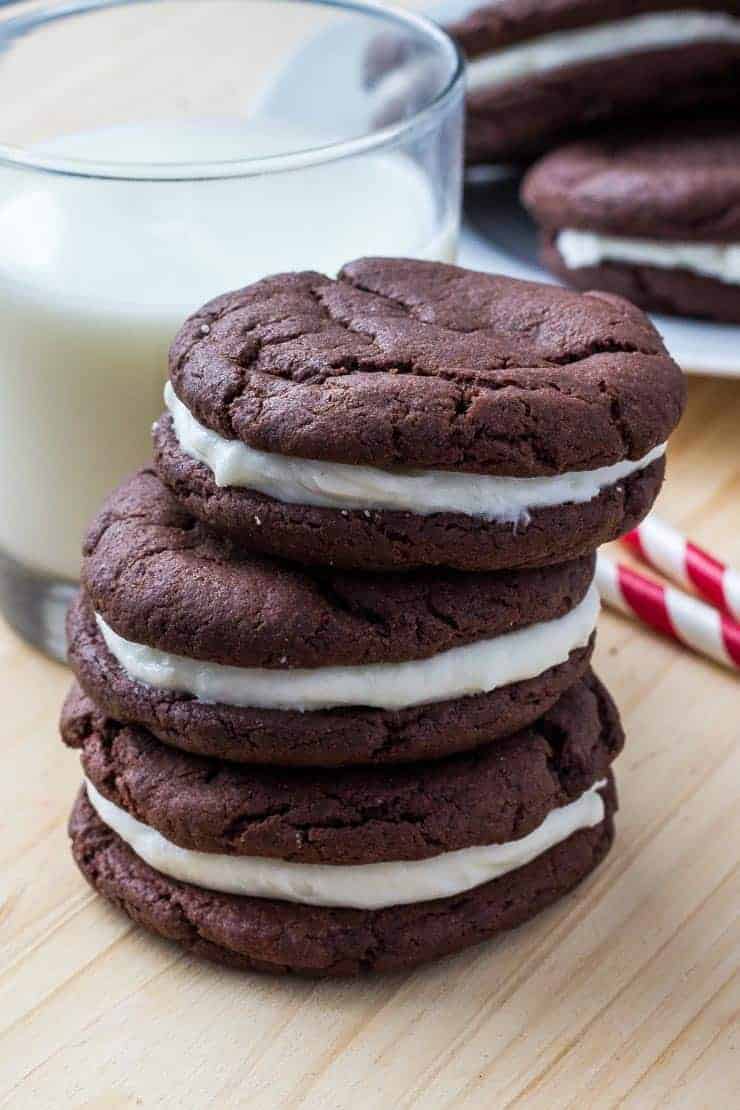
459;175;740;378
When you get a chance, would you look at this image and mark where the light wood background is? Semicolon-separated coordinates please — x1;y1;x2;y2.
1;2;739;1106
1;380;738;1110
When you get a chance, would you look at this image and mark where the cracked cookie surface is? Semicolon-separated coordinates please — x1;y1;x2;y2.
63;672;622;864
167;258;682;474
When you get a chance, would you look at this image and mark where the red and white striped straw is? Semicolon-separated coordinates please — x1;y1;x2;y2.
623;516;740;622
596;553;740;671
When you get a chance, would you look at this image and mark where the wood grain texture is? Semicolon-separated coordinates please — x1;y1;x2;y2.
0;373;738;1109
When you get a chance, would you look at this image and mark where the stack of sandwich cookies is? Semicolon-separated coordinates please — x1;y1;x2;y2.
446;0;740;165
63;258;685;975
522;118;740;323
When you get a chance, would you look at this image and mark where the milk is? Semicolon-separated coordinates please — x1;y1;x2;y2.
0;121;458;581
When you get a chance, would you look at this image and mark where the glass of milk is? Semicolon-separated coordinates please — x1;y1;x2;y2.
0;0;463;659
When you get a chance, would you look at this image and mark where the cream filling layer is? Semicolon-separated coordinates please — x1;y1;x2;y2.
465;10;740;92
165;383;665;522
96;583;599;712
557;229;740;286
85;778;608;909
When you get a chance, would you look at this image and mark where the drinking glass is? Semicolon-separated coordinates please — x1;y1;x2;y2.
0;0;464;659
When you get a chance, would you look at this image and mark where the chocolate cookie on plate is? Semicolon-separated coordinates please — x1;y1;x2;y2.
66;674;621;976
523;118;740;323
153;258;684;572
446;0;740;164
68;469;598;766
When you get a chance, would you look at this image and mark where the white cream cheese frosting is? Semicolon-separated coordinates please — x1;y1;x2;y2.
557;229;740;286
96;582;599;712
164;383;666;522
465;10;740;92
85;777;608;909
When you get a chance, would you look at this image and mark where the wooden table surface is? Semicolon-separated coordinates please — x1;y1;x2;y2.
1;373;738;1108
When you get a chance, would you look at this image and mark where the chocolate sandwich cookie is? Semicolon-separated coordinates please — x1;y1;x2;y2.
153;258;683;572
70;787;615;976
67;675;621;975
446;1;740;164
523;118;740;323
68;469;598;766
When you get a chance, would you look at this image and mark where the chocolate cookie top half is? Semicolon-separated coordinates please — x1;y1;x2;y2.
448;0;740;58
82;469;595;669
522;118;740;240
167;258;683;477
63;672;622;865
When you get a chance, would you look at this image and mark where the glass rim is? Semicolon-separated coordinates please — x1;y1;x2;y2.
0;0;465;181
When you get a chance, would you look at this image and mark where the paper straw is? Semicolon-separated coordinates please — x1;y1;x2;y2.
596;553;740;671
623;516;740;622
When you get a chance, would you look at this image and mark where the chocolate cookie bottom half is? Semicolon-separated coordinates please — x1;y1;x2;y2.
539;234;740;325
69;779;616;977
154;414;666;573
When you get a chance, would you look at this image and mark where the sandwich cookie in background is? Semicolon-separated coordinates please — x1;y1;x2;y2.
67;469;599;766
64;675;623;976
445;0;740;165
153;258;685;573
522;118;740;324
